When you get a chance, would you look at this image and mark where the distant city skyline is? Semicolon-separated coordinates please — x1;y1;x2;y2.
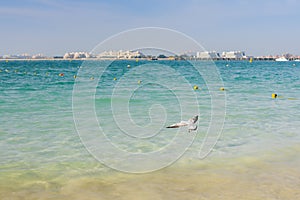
2;50;300;61
1;0;300;56
1;49;300;58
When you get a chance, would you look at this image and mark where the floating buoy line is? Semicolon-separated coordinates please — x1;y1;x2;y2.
0;63;298;100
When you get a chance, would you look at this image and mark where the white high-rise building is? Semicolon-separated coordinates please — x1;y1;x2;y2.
97;50;144;59
222;51;246;60
63;52;91;59
196;51;220;59
97;51;119;59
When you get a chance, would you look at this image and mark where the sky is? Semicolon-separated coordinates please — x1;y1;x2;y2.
1;0;300;56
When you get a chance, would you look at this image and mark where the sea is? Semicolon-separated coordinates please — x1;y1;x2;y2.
1;60;300;199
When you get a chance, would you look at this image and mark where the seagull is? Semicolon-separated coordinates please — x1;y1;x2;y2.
166;115;198;132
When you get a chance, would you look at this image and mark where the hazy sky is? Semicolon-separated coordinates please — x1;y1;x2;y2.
1;0;300;56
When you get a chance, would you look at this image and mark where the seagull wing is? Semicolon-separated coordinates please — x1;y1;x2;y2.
188;124;197;132
166;121;188;128
188;115;198;124
187;115;198;132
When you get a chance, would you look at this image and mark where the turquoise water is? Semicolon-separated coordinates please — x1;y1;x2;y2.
1;60;300;199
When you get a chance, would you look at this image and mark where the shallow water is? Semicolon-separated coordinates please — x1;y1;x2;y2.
1;60;300;199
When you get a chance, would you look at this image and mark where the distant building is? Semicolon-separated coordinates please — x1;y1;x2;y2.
282;53;292;59
63;52;91;59
182;51;197;59
97;50;144;59
19;53;32;59
53;56;63;59
3;55;16;59
32;54;47;59
97;51;118;59
222;51;246;60
63;53;72;59
196;51;220;59
3;54;31;59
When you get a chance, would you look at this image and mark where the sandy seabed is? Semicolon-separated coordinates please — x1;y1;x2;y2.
1;154;300;200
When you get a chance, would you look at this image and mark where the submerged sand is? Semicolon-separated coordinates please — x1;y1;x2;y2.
1;153;300;200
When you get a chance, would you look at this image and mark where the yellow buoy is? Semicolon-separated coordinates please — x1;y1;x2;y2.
138;80;142;84
73;75;77;79
113;77;117;81
272;93;277;99
136;59;139;62
193;85;199;90
249;57;253;63
90;76;94;80
219;87;225;91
